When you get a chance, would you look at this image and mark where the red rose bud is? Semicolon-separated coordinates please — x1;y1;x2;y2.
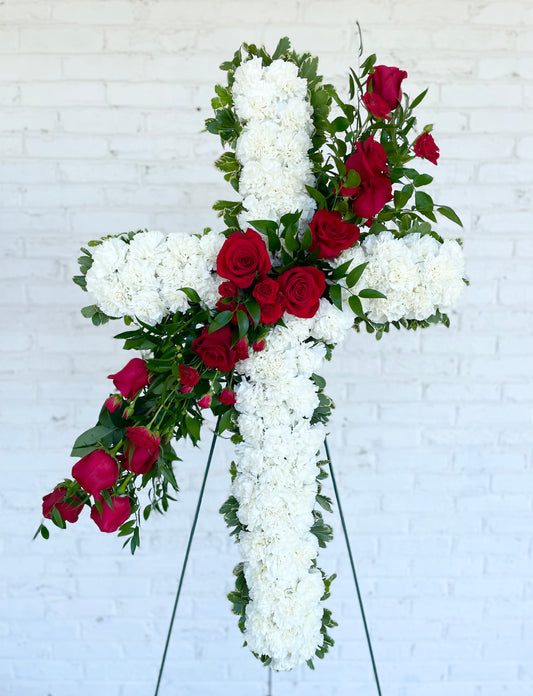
252;277;280;304
121;426;161;475
253;339;266;352
218;280;238;298
198;394;212;409
90;495;131;533
72;449;119;497
178;364;200;387
217;228;272;288
218;388;236;405
108;358;151;400
104;395;122;413
366;64;407;111
192;325;237;372
180;385;193;394
361;91;392;120
42;486;83;524
309;209;360;259
278;266;326;319
413;132;440;165
234;337;249;362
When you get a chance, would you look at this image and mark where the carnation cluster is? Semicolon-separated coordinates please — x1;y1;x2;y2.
39;37;466;672
232;57;316;230
85;229;224;325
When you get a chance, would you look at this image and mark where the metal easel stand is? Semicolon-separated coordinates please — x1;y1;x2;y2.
153;425;382;696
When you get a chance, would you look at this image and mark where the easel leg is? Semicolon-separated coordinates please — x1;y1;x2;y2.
324;436;383;696
153;419;220;696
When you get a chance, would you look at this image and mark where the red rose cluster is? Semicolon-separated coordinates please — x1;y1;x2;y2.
212;229;328;340
42;357;161;532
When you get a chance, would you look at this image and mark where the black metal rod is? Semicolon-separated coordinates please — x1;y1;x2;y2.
324;436;383;696
153;418;220;696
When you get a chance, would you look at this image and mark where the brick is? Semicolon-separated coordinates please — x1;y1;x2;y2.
20;25;104;52
26;133;108;158
20;81;106;106
52;1;138;24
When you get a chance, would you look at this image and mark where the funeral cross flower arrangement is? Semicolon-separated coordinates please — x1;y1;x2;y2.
38;38;466;671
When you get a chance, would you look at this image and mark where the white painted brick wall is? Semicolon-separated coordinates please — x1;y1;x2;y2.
1;1;531;694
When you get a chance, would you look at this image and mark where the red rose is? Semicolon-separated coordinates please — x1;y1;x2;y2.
42;486;83;523
413;132;440;165
72;449;119;497
121;426;161;475
216;298;237;314
259;299;285;324
252;277;285;324
361;91;392;120
180;385;193;394
253;339;265;352
341;137;388;196
234;337;249;362
108;358;151;400
178;364;200;388
309;209;360;259
366;65;407;112
252;278;280;304
218;280;238;298
278;266;326;319
340;137;392;218
217;228;272;288
218;388;236;405
90;495;131;533
351;175;393;219
104;395;122;413
198;394;212;409
192;325;237;372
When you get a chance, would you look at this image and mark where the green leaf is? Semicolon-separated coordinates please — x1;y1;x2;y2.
359;288;386;299
437;205;463;227
71;426;111;456
180;287;201;304
410;88;428;109
284;226;299;252
72;275;87;290
344;168;361;189
329;284;342;310
331;116;350;132
348;295;365;319
81;304;98;318
301;226;312;251
272;36;290;59
185;415;201;443
305;185;327;207
394;184;414;210
413;173;433;187
244;299;261;327
215;151;240;173
39;524;49;540
236;310;249;339
330;259;353;280
209;310;233;333
346;262;368;288
248;219;278;237
415;190;434;213
51;506;66;529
